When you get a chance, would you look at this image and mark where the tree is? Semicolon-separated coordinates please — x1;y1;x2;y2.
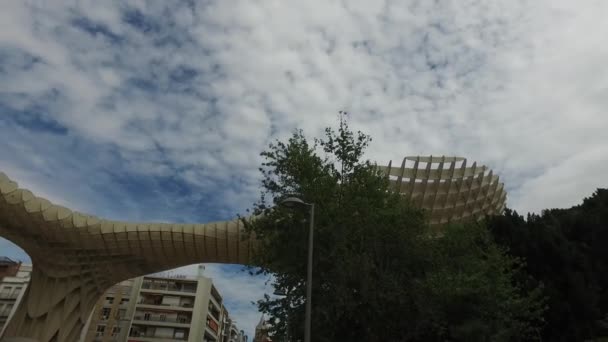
245;113;544;341
413;222;546;341
488;189;608;341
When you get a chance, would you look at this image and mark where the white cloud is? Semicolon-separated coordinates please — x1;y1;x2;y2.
511;145;608;214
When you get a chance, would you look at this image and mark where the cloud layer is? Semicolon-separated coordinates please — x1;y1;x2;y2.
1;0;608;336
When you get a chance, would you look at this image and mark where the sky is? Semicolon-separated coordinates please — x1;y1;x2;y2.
1;0;607;337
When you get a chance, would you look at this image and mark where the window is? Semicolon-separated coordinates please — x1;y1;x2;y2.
129;326;143;337
144;312;151;320
117;309;126;319
120;298;129;305
207;315;219;333
95;325;105;337
105;296;114;304
160;314;166;321
1;286;11;296
111;326;121;337
161;295;180;306
174;329;187;339
182;283;197;293
101;308;111;320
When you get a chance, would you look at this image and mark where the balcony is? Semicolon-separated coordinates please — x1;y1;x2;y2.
0;292;19;300
136;303;195;315
208;306;220;322
128;331;189;341
137;299;194;308
210;285;222;304
206;315;219;335
132;314;192;329
141;282;197;294
139;289;197;299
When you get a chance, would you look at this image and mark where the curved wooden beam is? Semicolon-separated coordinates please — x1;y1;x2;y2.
0;172;257;341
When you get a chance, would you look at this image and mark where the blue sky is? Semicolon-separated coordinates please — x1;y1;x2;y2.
1;0;608;337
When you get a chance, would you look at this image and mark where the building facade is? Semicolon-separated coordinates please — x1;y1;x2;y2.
0;259;31;336
219;307;247;342
252;315;272;342
0;257;21;278
81;267;242;342
129;274;223;341
81;278;141;341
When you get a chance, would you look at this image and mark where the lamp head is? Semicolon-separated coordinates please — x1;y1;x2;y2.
279;196;308;208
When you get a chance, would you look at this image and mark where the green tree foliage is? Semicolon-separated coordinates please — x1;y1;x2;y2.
488;189;608;341
414;223;545;341
245;113;544;341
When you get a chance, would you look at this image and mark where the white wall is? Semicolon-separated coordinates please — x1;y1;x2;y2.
155;327;174;338
161;295;180;306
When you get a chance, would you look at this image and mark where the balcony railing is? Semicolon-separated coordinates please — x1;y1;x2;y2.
206;315;219;334
141;283;196;293
0;292;19;299
133;315;192;324
208;306;220;321
129;331;188;340
137;300;195;308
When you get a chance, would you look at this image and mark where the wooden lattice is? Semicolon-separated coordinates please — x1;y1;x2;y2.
379;156;506;225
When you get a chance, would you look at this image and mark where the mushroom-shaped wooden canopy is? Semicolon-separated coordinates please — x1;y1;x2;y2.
0;156;506;341
379;156;507;225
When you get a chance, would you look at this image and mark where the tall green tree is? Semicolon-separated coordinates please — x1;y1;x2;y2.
245;113;544;341
488;189;608;341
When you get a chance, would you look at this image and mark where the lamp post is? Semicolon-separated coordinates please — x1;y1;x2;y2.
279;197;314;342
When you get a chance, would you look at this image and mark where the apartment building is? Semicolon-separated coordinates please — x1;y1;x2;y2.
81;278;141;341
0;258;32;336
0;257;21;278
82;265;241;342
129;274;224;341
219;307;247;342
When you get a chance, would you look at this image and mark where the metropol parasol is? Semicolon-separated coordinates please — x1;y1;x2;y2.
0;156;506;341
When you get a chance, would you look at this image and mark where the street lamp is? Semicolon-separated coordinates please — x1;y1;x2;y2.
279;196;314;342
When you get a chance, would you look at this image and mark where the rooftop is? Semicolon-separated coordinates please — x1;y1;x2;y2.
0;256;18;265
